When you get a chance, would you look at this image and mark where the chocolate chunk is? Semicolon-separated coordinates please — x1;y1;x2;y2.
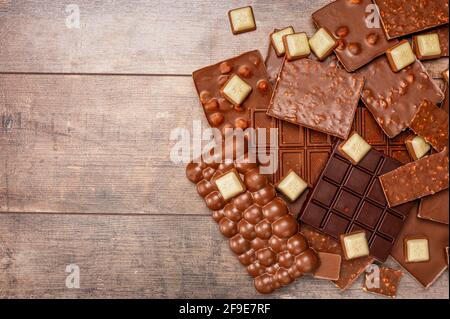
413;33;443;60
276;170;308;202
405;135;431;161
339;132;372;164
299;142;415;262
380;149;449;207
309;28;338;61
312;0;398;72
373;0;449;39
283;33;311;61
228;6;256;35
313;252;341;281
340;231;370;260
362;267;402;298
404;236;430;263
386;40;416;72
267;59;363;139
358;56;444;138
271;27;294;57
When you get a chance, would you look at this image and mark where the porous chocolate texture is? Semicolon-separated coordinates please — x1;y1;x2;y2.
374;0;449;39
186;158;319;294
299;142;415;262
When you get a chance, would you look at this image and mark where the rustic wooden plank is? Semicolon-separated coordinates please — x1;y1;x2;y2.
1;0;446;75
0;213;447;298
0;74;208;214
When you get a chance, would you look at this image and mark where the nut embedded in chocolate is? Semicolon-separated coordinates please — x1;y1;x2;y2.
405;135;431;161
270;27;295;57
276;170;308;202
214;169;246;200
386;40;416;72
220;74;253;106
228;6;256;35
339;132;371;164
309;27;338;61
282;32;311;61
404;236;430;263
413;33;442;60
340;231;370;260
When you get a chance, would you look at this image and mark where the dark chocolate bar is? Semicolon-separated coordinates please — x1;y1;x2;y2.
267;58;363;139
299;142;415;262
312;0;398;72
374;0;449;39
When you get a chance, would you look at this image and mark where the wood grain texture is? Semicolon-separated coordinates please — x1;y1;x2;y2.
0;0;447;75
0;214;447;299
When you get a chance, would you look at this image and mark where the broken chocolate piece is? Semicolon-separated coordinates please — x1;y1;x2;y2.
362;267;402;298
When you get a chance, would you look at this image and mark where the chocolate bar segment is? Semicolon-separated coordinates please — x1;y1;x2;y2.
186;158;319;294
267;59;363;139
373;0;449;39
362;267;402;298
380;150;449;207
358;56;444;138
313;252;341;281
300;225;373;290
409;100;449;153
192;50;271;133
299;142;415;262
391;204;449;288
312;0;398;72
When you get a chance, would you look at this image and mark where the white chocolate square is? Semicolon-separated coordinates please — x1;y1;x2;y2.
309;28;336;60
271;27;295;56
405;238;430;263
221;74;252;105
229;7;256;34
388;41;415;71
341;133;371;164
276;171;308;202
416;34;441;58
284;33;310;60
410;136;431;160
215;170;245;200
342;232;370;260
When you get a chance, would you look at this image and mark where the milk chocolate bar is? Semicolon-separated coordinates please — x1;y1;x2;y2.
312;0;398;72
267;58;363;139
192;51;271;134
373;0;449;39
300;225;374;290
358;56;444;138
186;157;319;294
299;142;415;262
391;204;449;288
380;150;449;207
409;100;449;152
362;267;402;298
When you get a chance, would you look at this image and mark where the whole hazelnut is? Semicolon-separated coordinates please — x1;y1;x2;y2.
204;98;219;111
219;62;232;74
257;80;269;92
209;113;224;126
348;42;362;55
366;33;379;45
335;26;349;38
238;66;252;78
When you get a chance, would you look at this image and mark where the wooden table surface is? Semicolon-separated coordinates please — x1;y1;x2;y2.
0;0;448;299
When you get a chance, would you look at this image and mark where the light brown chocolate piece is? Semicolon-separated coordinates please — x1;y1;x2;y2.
362;267;402;298
404;236;430;263
405;135;431;161
386;40;416;72
413;33;442;60
270;27;294;57
309;28;338;61
314;252;341;281
340;231;370;260
409;100;449;153
228;6;256;35
380;149;449;207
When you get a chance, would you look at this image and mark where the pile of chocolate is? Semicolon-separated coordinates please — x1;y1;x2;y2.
186;0;449;297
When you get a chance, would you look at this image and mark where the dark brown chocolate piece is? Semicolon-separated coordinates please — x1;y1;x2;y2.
312;0;398;72
267;59;363;139
186;158;319;294
418;190;449;225
300;225;374;290
374;0;449;39
391;204;449;288
362;267;402;298
299;142;415;262
358;56;444;138
409;100;449;152
192;51;271;134
380;150;449;207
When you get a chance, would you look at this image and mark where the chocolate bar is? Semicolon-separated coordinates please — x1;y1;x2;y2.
267;58;363;139
299;142;415;262
192;50;271;133
300;225;374;290
409;100;449;152
358;56;444;138
312;0;398;72
362;267;402;298
228;6;256;35
373;0;449;39
186;158;319;294
380;150;449;207
418;189;449;225
391;204;449;288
